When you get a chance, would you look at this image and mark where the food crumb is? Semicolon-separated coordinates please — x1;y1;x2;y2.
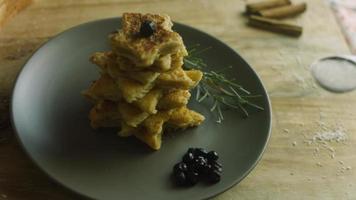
292;141;297;146
346;166;352;170
307;178;312;181
316;162;323;167
283;129;290;133
339;161;344;165
322;176;326;179
290;172;294;176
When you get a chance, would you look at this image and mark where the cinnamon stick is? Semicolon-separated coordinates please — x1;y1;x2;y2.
258;2;307;18
246;0;291;14
248;15;302;37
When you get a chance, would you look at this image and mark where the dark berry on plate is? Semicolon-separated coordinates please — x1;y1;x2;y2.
186;171;199;185
183;152;195;163
173;162;188;173
207;170;221;183
174;171;187;186
195;148;208;157
212;164;223;173
207;151;219;161
194;156;208;170
187;148;196;156
139;20;156;37
209;160;222;167
201;164;213;175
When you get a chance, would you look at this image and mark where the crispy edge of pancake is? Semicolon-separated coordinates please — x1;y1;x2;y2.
185;69;203;88
118;102;149;127
157;89;191;110
91;51;161;85
82;74;121;102
133;89;163;114
116;76;155;103
89;100;121;129
133;130;162;150
118;109;172;150
166;106;205;129
156;67;194;90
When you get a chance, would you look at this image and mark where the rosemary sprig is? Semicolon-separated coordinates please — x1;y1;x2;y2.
183;44;264;123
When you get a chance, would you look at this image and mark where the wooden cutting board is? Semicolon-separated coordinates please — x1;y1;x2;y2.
0;0;355;199
0;0;32;28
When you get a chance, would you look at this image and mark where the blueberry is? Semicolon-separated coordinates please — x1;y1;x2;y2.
139;20;156;37
183;152;195;163
212;164;222;173
209;160;222;168
186;171;199;185
174;171;187;186
195;156;208;168
207;170;221;183
207;151;219;161
187;148;196;154
173;162;188;173
195;148;208;157
201;164;213;175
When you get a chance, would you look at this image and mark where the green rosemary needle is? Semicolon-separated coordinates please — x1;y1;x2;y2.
183;44;264;123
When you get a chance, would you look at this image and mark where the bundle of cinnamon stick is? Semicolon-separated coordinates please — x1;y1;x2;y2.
245;0;306;37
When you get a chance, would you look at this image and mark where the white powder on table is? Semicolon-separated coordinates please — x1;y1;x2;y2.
312;128;347;143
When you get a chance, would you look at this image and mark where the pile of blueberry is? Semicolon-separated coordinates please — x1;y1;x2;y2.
172;148;222;186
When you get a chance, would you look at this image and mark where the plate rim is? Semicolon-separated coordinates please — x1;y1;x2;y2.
10;17;272;200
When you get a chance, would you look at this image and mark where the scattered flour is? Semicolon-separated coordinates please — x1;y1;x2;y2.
312;128;347;143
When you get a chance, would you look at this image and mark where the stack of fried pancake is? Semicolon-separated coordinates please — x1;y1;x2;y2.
83;13;205;150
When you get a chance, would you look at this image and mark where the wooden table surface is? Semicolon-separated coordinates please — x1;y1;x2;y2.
1;0;355;199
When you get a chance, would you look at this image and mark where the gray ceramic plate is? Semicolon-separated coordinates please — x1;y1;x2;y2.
11;18;271;200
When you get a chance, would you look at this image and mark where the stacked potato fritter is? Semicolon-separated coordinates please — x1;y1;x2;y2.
83;13;205;150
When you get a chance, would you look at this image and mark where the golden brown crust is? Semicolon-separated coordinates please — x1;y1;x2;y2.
82;74;121;102
157;89;191;110
167;106;205;129
110;13;188;67
89;100;121;129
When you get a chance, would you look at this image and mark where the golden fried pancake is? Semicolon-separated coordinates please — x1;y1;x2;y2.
157;89;191;110
117;53;171;72
89;100;121;129
118;122;135;137
110;13;188;67
167;106;205;129
118;102;149;127
133;89;162;114
170;52;184;70
91;51;161;85
117;109;172;149
185;70;203;88
82;74;121;102
156;67;194;89
90;51;116;71
133;130;162;150
116;76;155;103
141;110;172;135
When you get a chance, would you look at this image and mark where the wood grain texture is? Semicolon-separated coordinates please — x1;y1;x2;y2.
0;0;355;199
0;0;32;29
